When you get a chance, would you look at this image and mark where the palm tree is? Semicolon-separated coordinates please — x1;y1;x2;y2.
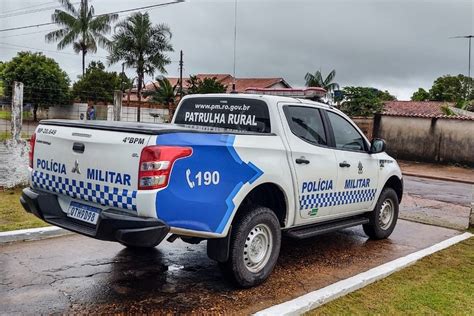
305;69;340;93
108;12;173;122
45;0;118;76
148;76;177;105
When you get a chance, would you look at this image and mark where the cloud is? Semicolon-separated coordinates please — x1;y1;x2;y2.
1;0;472;100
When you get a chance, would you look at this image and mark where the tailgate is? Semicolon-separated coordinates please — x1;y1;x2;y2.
31;124;151;211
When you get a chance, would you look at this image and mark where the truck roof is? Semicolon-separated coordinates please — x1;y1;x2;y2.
182;93;332;109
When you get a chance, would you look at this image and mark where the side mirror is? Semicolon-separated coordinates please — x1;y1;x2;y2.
370;138;386;154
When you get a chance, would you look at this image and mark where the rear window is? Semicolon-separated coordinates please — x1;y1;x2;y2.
174;97;271;133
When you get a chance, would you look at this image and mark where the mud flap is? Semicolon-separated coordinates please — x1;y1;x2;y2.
207;226;231;262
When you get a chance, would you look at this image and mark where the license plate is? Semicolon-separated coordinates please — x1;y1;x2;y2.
67;201;100;225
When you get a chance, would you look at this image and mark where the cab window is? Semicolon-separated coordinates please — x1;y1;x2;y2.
284;106;327;146
327;111;366;151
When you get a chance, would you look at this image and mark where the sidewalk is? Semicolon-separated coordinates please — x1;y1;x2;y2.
399;160;474;184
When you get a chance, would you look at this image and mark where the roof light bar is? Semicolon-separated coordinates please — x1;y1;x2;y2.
244;87;326;99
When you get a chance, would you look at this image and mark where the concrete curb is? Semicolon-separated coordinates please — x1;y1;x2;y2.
402;172;474;185
0;226;73;244
254;232;473;316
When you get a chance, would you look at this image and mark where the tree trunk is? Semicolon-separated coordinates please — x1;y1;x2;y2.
137;74;143;122
33;104;38;122
82;50;86;76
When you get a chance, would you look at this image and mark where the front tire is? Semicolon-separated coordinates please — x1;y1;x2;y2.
220;206;281;288
363;188;399;239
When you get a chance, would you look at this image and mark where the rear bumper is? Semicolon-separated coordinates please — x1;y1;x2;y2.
20;187;170;247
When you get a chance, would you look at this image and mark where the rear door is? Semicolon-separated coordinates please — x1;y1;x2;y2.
323;110;379;214
32;125;151;213
279;104;338;225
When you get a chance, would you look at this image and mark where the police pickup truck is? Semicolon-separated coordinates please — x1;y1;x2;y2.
21;91;403;287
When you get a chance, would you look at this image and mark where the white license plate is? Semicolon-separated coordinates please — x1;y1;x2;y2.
67;201;100;225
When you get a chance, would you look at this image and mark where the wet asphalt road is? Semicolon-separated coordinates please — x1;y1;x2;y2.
0;176;470;314
403;175;472;206
400;176;472;229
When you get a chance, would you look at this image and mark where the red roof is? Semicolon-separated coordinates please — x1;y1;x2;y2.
383;101;474;120
141;74;290;94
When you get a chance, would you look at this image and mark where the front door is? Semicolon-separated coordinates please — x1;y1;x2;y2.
280;105;338;225
325;110;379;215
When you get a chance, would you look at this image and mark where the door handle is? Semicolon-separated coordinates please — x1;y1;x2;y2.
296;158;310;164
339;161;351;168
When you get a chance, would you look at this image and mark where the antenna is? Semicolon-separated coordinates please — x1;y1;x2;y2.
231;0;238;93
449;35;473;79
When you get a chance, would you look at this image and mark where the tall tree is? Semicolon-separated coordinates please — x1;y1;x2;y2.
305;69;340;93
429;74;473;102
72;61;131;103
186;76;227;94
411;88;430;101
147;76;177;105
338;86;396;117
45;0;118;75
108;12;173;122
0;52;70;121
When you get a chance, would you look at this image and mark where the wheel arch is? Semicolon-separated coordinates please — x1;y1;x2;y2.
234;182;288;228
382;175;403;203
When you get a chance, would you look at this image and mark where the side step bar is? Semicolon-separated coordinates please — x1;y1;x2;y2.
285;216;369;239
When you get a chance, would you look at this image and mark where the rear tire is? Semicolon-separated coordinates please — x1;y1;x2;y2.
363;188;399;239
220;205;281;288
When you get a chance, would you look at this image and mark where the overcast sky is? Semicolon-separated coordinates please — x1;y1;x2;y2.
1;0;473;99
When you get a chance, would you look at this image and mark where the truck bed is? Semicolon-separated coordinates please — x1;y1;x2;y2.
40;120;271;136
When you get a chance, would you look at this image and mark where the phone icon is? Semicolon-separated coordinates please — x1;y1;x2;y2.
186;169;195;188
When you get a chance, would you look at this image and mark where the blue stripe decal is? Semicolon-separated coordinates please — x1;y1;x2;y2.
155;133;263;233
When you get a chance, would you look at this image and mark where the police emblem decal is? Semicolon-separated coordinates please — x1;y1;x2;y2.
358;161;363;174
71;160;81;174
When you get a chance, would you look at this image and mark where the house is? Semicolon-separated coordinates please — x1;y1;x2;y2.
123;74;292;102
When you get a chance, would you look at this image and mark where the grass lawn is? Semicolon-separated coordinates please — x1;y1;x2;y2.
309;235;474;315
0;131;31;141
0;187;48;232
0;110;32;120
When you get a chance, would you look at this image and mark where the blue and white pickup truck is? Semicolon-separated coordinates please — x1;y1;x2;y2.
21;93;403;287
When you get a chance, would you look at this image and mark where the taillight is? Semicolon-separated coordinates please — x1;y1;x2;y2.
138;146;192;190
29;132;36;168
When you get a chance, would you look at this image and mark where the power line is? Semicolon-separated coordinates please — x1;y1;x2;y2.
0;0;185;33
1;42;181;64
0;2;80;19
0;1;56;15
0;42;109;59
0;29;57;39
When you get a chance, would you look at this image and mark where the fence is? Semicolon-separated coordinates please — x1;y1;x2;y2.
0;82;170;188
0;83;171;142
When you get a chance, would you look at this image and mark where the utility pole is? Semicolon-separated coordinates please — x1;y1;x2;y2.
179;50;184;98
450;35;473;78
450;35;473;100
120;63;125;92
231;0;238;93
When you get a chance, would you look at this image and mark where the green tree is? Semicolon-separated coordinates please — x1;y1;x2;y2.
72;61;131;103
186;76;227;94
108;12;173;122
304;69;340;92
45;0;118;75
146;76;176;105
0;52;70;121
429;74;473;102
411;88;430;101
339;86;396;117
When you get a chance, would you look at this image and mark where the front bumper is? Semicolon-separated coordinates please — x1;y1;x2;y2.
20;187;169;247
